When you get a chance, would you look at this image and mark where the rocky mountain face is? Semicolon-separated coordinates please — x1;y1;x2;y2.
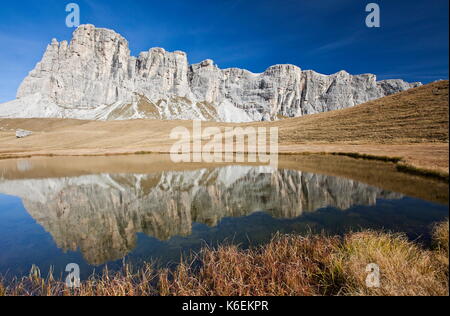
0;166;401;265
0;25;421;122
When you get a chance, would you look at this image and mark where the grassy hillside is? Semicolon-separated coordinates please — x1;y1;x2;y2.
1;81;448;144
272;80;449;144
0;81;448;173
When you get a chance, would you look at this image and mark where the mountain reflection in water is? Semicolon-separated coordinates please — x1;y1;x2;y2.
0;166;402;265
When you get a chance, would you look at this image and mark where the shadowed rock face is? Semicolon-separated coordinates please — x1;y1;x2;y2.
0;166;402;265
0;25;420;122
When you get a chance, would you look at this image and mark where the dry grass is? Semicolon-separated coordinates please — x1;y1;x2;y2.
1;221;448;296
2;265;157;297
334;232;448;296
158;235;339;296
433;220;449;254
273;80;449;144
0;81;448;174
396;163;449;181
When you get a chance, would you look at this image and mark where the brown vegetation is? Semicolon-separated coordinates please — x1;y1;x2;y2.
433;220;449;255
1;220;448;296
0;81;448;175
273;80;448;144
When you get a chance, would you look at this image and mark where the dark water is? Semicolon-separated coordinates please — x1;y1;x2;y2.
0;161;448;280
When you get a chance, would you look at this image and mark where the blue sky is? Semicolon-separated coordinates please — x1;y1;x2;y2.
0;0;448;103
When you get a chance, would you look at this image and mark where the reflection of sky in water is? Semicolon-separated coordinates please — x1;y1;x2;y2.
0;166;448;280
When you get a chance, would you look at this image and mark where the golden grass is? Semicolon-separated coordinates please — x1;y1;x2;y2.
273;80;449;144
159;235;339;296
1;221;448;296
432;220;450;275
433;220;449;254
396;163;449;182
137;95;161;119
2;265;157;297
0;81;448;175
334;232;448;296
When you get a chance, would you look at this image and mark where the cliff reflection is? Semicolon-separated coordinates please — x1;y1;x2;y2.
0;166;402;265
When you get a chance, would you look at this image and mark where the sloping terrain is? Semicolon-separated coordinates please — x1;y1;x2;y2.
272;80;449;144
0;81;448;173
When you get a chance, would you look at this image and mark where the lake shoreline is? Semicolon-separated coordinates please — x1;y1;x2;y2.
1;220;448;296
0;144;448;181
1;153;448;204
1;81;447;176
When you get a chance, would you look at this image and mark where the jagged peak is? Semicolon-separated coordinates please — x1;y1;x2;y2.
334;70;350;76
71;24;129;46
222;67;259;77
1;25;421;122
149;47;166;54
264;64;302;73
73;24;122;37
198;59;215;67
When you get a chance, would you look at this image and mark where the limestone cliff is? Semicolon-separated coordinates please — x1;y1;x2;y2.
0;25;420;122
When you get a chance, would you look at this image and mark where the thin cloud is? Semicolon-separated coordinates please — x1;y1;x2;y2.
310;33;360;54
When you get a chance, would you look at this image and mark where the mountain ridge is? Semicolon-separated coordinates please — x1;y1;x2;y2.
0;24;421;122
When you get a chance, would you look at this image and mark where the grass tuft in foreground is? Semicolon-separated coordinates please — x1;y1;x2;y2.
1;221;448;296
433;220;449;253
332;231;448;296
159;235;340;296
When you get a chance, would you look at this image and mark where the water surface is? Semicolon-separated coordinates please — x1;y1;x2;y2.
0;155;448;279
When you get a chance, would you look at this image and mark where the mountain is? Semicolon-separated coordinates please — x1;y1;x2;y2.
0;24;420;122
276;80;450;144
0;166;401;265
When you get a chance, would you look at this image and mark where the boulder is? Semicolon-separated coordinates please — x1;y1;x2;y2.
16;129;33;138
